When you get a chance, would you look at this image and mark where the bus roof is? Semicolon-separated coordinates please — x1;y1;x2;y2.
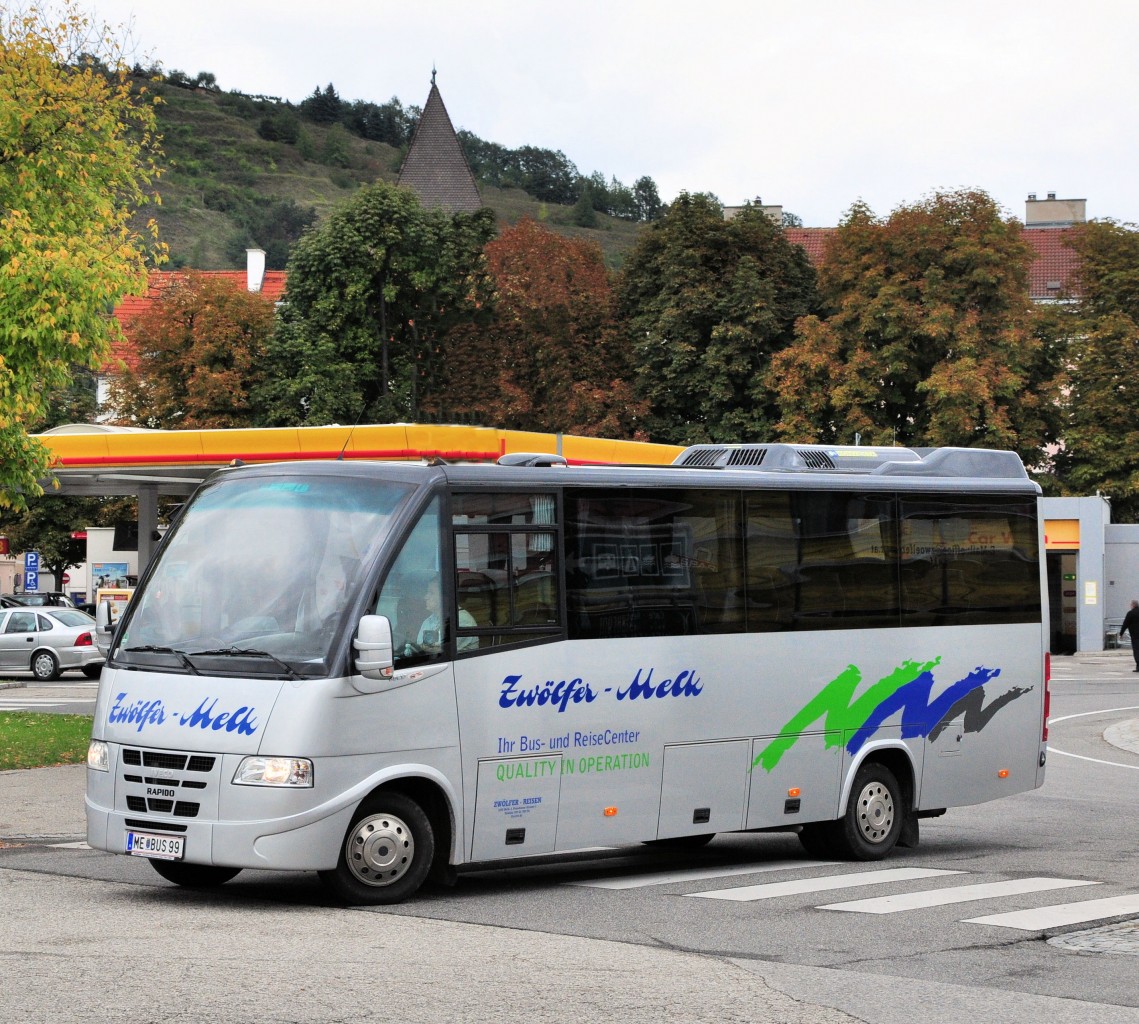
206;444;1040;496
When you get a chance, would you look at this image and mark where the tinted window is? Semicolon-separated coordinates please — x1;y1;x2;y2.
899;494;1040;625
747;491;898;631
565;489;744;639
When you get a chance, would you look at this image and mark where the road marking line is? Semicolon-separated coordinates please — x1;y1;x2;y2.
1047;748;1139;771
686;867;961;902
0;698;94;707
820;876;1100;913
1049;706;1139;724
966;893;1139;930
568;859;839;889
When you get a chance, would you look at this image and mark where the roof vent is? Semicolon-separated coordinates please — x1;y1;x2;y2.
726;447;767;467
674;447;728;468
797;449;836;470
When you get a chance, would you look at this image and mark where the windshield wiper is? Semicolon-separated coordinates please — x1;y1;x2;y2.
190;647;301;680
120;645;201;675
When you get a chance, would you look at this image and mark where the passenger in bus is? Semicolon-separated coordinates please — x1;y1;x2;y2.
417;587;478;652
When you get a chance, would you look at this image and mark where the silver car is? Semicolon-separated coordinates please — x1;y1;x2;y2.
0;607;104;681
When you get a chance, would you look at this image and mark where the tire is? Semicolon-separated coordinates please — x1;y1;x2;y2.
150;860;242;888
319;791;434;906
83;664;103;679
831;762;903;860
797;822;838;858
30;650;60;682
643;833;716;849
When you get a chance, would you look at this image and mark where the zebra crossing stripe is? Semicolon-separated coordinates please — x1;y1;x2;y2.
686;867;961;902
568;859;839;889
819;876;1100;913
965;892;1139;930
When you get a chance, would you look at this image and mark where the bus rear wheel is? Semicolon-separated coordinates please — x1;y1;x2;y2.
832;762;903;860
319;792;434;905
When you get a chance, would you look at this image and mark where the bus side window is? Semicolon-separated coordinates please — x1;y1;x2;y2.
375;498;445;666
452;492;561;651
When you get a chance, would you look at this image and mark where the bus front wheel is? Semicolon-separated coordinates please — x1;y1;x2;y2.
320;792;434;905
832;762;903;860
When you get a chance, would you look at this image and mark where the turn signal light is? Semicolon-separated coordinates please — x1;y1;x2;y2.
603;806;618;817
998;769;1010;779
787;788;801;798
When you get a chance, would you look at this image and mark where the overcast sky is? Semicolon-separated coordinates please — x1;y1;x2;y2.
89;0;1139;227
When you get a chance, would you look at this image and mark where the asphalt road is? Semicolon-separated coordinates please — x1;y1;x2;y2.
1;651;1137;1023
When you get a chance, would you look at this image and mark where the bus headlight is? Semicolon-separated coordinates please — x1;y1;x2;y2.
233;757;313;787
87;740;109;772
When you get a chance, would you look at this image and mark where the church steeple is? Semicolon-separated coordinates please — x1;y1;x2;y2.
396;71;482;214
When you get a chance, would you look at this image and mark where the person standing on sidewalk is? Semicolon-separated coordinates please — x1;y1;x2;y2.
1119;600;1139;671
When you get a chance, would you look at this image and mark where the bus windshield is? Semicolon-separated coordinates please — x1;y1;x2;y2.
112;474;413;678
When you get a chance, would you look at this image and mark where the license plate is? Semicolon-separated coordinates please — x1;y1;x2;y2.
126;831;185;861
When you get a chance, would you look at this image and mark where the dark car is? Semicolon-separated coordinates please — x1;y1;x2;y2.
1;592;78;609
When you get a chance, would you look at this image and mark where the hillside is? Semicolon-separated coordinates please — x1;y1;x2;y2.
145;81;646;270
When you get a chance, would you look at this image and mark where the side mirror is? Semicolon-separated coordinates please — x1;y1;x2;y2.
94;599;115;656
352;614;394;691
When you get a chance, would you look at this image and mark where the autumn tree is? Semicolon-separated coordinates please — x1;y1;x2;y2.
255;182;496;425
1055;220;1139;519
0;2;164;507
106;273;275;428
769;190;1062;465
427;218;645;437
618;194;818;444
0;495;133;591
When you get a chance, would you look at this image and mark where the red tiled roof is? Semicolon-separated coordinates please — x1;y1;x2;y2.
1022;227;1080;300
108;270;287;372
782;226;1080;301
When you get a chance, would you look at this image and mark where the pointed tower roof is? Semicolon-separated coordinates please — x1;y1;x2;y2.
397;71;482;214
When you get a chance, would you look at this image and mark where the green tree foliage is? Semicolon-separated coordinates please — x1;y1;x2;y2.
0;495;132;589
344;96;418;147
0;1;164;508
107;273;275;428
769;190;1060;464
255;182;496;425
224;197;316;270
1056;220;1139;519
256;106;300;144
299;82;343;124
428;218;645;437
633;176;663;222
619;194;818;444
36;366;99;430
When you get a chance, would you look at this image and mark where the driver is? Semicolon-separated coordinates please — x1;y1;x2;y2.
418;587;478;652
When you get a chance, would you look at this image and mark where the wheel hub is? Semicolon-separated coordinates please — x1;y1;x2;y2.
856;780;895;844
346;812;415;887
